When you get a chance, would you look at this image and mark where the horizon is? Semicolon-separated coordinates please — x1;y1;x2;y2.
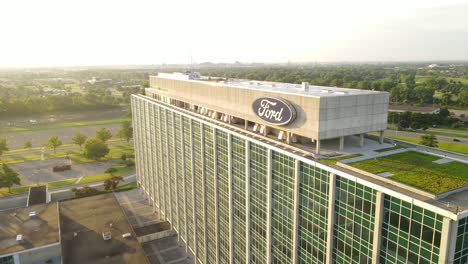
1;0;468;67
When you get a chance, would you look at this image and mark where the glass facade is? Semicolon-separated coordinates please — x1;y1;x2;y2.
132;95;459;264
174;113;186;240
380;195;443;264
333;176;376;264
298;162;329;264
0;256;13;264
183;116;195;252
216;130;231;264
454;217;468;264
232;135;246;264
249;143;268;264
193;121;206;262
204;126;217;264
271;152;295;264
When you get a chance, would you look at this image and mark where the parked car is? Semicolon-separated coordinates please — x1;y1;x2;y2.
453;138;461;142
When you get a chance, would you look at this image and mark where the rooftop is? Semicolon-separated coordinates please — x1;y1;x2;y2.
348;151;468;194
0;203;60;256
59;193;148;264
156;72;384;98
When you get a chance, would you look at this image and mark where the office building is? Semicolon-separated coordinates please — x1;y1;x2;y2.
131;72;468;264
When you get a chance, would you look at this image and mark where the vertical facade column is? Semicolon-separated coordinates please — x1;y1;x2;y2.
291;160;301;264
201;123;208;264
359;133;365;147
339;136;344;151
371;191;385;263
245;141;251;264
149;105;156;208
189;119;198;260
266;149;273;264
172;112;180;241
157;107;166;220
379;130;384;144
143;102;150;199
213;128;220;264
439;218;457;264
180;116;189;253
316;139;321;155
164;109;173;224
228;133;234;264
152;105;161;211
325;173;336;264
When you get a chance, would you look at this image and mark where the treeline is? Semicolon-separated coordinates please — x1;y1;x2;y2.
196;66;468;106
388;108;465;130
0;88;120;117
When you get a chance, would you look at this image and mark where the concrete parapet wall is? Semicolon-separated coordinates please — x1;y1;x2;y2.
0;196;27;211
18;242;61;264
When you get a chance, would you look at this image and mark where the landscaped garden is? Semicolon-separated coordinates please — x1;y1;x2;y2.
349;151;468;193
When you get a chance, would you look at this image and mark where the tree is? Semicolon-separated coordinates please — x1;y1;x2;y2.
0;163;21;192
24;140;32;150
118;120;133;144
105;167;118;176
46;135;62;153
95;128;112;143
103;176;124;191
71;186;98;197
0;137;8;158
71;132;87;150
420;134;438;148
83;138;110;160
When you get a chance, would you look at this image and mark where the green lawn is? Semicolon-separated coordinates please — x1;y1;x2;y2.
349;151;468;193
0;117;129;134
0;185;40;197
1;144;134;165
79;165;134;184
48;178;77;188
318;154;362;165
374;145;406;153
383;134;468;155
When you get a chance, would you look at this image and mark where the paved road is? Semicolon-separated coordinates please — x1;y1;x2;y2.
385;129;468;144
0;173;137;211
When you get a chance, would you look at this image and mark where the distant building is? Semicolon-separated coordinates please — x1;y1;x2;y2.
132;72;468;264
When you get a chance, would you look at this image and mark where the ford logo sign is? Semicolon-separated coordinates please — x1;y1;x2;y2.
252;97;296;126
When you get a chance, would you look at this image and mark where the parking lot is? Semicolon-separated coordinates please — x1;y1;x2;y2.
10;158;112;185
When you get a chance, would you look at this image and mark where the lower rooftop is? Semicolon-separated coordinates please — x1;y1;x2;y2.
0;203;59;256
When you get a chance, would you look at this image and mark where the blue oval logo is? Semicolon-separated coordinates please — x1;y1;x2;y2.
252;97;296;126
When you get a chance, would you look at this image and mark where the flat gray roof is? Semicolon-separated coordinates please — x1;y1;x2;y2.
60;194;149;264
155;72;385;98
0;203;59;255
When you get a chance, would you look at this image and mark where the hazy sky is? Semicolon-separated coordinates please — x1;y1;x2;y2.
0;0;467;67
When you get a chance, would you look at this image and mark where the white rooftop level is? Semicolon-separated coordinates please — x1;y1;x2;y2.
157;72;382;97
150;72;389;155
